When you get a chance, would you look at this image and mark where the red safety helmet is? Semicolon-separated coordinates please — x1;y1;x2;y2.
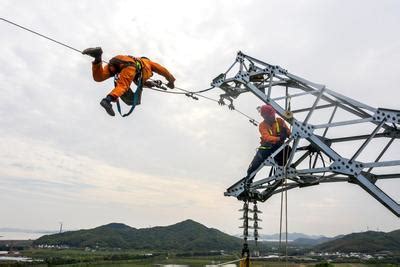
260;104;276;119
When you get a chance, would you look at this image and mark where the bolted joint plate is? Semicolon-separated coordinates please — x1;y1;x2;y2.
373;108;400;124
234;71;250;83
236;51;245;61
383;128;400;138
267;65;288;76
225;177;247;197
291;120;315;139
211;73;226;87
273;166;298;180
329;158;364;177
263;157;277;167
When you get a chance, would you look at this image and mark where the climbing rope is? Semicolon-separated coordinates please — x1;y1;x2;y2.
278;89;293;266
1;17;259;126
0;17;82;54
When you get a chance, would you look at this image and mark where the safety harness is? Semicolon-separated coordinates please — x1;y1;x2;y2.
113;56;144;117
259;120;280;150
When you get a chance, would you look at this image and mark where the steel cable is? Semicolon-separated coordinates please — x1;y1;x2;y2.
1;17;258;126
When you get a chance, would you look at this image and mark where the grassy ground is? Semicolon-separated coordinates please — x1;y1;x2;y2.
1;260;398;267
51;262;399;267
0;249;397;267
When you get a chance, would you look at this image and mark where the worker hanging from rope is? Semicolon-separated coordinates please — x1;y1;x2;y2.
245;104;291;182
82;47;176;117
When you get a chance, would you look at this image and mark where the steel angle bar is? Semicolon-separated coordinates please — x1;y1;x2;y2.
270;80;316;92
257;185;277;190
319;177;350;183
260;180;283;201
350;120;386;162
272;71;373;119
286;137;300;166
375;173;400;180
292;151;312;168
270;138;294;159
304;87;325;124
296;85;371;119
211;78;236;87
324;88;376;112
219;77;238;85
311;152;323;169
238;59;244;73
319;173;340;179
292;103;336;114
367;138;395;173
250;172;299;189
240;53;276;70
245;82;288;118
296;167;331;175
314;117;373;129
258;80;291;90
247;156;281;182
362;160;400;168
266;72;275;99
285;73;325;90
252;169;294;189
322;104;338;137
330;133;390;143
224;60;239;75
252;169;297;189
285;86;289;111
251;177;280;188
268;183;300;196
272;90;320;101
308;134;341;160
243;63;249;72
355;173;400;217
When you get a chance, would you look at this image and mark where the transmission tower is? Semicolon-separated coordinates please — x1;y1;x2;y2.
211;51;400;259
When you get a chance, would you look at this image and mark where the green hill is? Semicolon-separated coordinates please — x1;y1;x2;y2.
313;229;400;253
293;236;340;247
33;219;242;251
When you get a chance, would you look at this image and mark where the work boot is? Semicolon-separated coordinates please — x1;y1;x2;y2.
82;47;103;64
100;95;115;117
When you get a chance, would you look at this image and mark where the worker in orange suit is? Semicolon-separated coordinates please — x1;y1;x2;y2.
246;104;291;179
82;47;176;116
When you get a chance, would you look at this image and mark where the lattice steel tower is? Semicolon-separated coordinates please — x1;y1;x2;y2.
211;51;400;245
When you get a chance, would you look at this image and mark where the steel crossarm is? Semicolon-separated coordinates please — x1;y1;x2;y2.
215;51;400;217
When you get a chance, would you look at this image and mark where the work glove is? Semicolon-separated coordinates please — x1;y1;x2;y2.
145;80;162;88
166;81;175;89
153;80;163;88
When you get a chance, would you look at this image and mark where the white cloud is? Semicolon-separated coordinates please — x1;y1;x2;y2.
0;0;399;235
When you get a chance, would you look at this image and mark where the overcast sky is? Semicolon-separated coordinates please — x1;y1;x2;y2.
0;0;399;238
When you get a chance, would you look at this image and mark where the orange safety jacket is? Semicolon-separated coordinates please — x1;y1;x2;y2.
259;117;291;146
92;55;175;99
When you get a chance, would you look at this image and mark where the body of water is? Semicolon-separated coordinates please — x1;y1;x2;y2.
0;255;34;262
0;231;50;240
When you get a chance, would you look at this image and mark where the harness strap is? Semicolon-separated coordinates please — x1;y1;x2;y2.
114;57;144;117
268;120;281;135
